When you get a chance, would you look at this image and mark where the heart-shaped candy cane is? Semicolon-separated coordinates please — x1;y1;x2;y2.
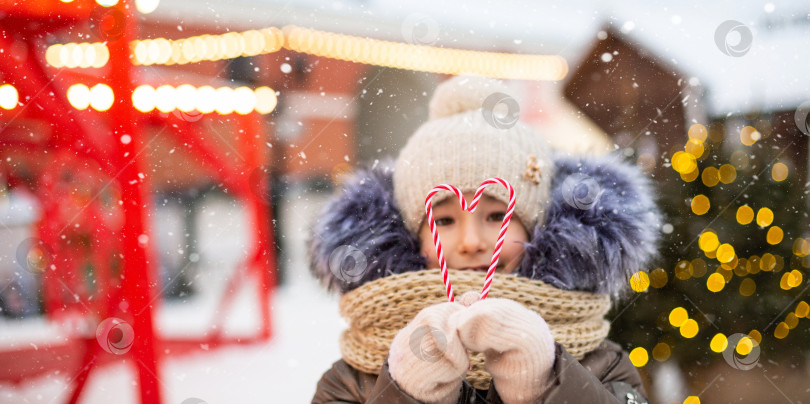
424;178;515;302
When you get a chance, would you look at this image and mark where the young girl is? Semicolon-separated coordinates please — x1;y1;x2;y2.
309;76;661;403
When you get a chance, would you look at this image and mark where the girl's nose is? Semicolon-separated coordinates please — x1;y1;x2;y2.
458;219;487;254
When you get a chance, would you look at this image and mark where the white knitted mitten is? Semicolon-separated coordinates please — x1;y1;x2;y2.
455;297;556;404
388;302;469;404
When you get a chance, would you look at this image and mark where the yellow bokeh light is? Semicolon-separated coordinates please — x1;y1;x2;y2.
718;164;736;184
740;126;760;146
683;396;700;404
135;0;160;14
691;258;708;278
652;342;671;362
92;43;109;68
772;162;788;181
706;272;726;292
669;307;688;327
650;268;668;288
254;86;278;114
756;208;774;227
154;85;177;113
674;260;693;280
760;253;776;272
680;166;699;182
698;232;720;252
709;333;727;353
774;322;789;339
89;84;114;111
736;206;754;225
70;43;83;68
685;138;704;158
195;86;217;114
175;84;196;112
672;151;697;174
214;87;236;115
628;347;648;367
792;238;810;257
785;312;798;329
680;319;699;338
716;244;735;263
748;330;762;345
131;85;155;112
0;84;19;110
688;123;708;142
67;84;91;110
46;44;63;67
701;166;719;187
739;278;756;297
788;270;803;288
691;194;710;215
736;336;754;355
766;226;783;245
78;43;93;68
795;301;809;318
233;86;257;115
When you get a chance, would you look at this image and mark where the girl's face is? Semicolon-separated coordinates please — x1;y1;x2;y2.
418;192;530;274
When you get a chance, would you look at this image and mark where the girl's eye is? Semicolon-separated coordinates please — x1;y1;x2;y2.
435;217;454;226
487;212;506;222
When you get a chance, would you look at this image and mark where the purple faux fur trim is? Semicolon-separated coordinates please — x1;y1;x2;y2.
308;153;663;299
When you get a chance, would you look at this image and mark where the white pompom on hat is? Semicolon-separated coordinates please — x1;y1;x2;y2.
394;75;554;236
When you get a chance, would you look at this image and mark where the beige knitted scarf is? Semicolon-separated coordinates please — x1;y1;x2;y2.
338;269;612;390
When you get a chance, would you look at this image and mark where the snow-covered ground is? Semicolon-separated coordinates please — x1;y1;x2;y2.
0;185;345;403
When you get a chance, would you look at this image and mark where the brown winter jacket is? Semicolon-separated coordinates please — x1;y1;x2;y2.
312;339;647;403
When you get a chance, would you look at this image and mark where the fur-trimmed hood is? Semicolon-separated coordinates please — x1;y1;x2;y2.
308;152;663;300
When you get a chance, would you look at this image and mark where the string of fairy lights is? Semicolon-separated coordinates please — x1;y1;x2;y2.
0;24;569;117
626;121;810;389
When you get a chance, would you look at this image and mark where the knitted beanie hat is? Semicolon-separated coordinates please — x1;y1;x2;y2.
393;76;553;235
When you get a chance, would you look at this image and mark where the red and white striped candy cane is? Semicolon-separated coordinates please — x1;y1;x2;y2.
424;178;515;302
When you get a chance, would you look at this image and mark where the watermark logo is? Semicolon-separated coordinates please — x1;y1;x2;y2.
722;333;760;370
402;14;440;46
328;245;367;283
172;109;203;122
561;173;602;210
714;20;753;57
408;325;447;363
794;101;810;136
482;93;520;129
96;317;135;355
89;6;127;42
248;165;273;205
15;238;53;274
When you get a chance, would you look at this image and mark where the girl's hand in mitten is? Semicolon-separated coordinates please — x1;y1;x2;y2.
388;302;469;404
455;296;556;404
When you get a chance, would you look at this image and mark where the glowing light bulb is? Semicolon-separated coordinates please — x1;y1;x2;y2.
90;84;114;111
67;84;91;110
233;86;256;115
214;87;235;115
254;86;277;114
195;86;217;114
175;84;196;112
0;84;19;110
135;0;159;14
132;85;156;113
154;85;177;113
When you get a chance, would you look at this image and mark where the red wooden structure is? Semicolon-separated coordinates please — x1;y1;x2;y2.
0;1;276;403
